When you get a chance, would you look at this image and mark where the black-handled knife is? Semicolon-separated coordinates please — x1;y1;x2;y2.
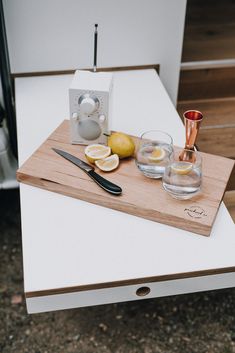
52;148;122;196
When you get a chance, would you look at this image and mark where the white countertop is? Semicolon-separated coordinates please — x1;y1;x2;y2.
15;70;235;295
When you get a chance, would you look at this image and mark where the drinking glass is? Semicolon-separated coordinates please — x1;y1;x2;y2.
135;130;173;179
162;149;202;200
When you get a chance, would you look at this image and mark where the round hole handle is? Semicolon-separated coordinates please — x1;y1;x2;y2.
136;286;151;297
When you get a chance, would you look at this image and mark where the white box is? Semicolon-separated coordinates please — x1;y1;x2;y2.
69;70;113;145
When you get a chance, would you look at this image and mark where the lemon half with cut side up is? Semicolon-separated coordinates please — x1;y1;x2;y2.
148;147;166;163
95;154;119;172
171;162;193;175
85;144;111;163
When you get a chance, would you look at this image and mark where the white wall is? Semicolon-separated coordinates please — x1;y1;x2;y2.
3;0;186;104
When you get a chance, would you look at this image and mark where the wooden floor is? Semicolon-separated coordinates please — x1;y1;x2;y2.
178;67;235;101
177;97;235;190
182;0;235;62
177;97;235;159
179;0;235;219
177;98;235;219
179;0;235;182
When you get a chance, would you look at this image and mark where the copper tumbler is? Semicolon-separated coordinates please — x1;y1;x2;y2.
179;110;203;162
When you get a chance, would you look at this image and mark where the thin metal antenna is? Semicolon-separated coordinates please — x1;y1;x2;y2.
93;24;98;72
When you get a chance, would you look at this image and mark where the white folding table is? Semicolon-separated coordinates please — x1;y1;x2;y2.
15;70;235;314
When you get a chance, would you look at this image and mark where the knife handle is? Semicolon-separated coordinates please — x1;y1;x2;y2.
87;170;122;195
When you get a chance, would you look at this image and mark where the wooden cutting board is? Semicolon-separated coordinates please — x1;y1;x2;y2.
17;120;234;236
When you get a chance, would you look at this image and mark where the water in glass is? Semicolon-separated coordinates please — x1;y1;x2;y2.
163;159;201;200
136;141;172;179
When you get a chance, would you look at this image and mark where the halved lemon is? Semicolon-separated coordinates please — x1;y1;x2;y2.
95;154;119;172
171;162;193;175
148;147;165;163
85;144;111;163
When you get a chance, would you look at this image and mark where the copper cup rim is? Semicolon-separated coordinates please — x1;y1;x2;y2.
183;110;203;122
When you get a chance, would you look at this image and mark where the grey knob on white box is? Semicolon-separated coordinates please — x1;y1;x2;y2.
99;114;106;123
78;94;99;115
72;112;79;120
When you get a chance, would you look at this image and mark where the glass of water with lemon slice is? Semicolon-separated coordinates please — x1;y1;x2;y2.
162;149;202;200
136;130;173;178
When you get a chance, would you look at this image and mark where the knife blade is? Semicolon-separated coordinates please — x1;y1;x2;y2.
52;148;122;195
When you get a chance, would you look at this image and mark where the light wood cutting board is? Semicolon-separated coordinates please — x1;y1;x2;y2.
17;120;234;236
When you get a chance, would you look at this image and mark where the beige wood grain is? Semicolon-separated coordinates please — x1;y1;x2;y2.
177;97;235;190
178;67;235;101
177;97;235;128
182;0;235;62
17;120;235;237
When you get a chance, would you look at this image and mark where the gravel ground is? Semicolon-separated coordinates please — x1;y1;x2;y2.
1;189;235;353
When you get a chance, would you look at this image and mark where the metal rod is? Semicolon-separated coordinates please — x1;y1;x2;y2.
93;24;98;72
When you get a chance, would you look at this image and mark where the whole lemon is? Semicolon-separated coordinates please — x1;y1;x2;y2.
108;132;135;159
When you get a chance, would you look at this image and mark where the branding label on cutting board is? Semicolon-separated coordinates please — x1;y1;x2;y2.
184;206;207;219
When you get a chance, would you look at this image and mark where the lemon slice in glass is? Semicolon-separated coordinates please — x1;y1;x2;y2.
85;144;111;163
95;154;119;172
148;147;166;163
171;162;193;175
